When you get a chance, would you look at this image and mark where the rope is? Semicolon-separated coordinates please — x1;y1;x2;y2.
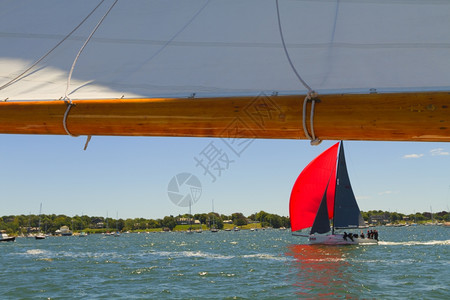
275;0;313;93
0;0;107;92
84;135;92;151
303;92;322;146
63;0;118;151
62;102;92;150
63;102;78;137
65;0;119;99
276;0;321;145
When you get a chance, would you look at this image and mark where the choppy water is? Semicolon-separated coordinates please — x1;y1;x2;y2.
0;226;448;299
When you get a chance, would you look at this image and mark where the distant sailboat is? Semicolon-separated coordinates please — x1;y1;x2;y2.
104;212;113;236
290;141;377;245
186;199;194;234
35;203;46;240
113;212;121;236
210;199;218;233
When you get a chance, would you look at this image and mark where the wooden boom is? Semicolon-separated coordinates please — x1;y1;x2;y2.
0;92;448;142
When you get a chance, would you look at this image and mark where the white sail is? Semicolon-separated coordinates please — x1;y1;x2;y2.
1;0;450;101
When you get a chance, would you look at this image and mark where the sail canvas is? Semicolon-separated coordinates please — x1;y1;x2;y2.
289;142;338;232
1;0;450;101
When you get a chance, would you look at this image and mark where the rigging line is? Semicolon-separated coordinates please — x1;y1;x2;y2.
63;102;92;147
0;0;107;92
63;0;117;150
63;102;77;137
142;0;212;66
276;0;321;145
275;0;313;93
65;0;119;100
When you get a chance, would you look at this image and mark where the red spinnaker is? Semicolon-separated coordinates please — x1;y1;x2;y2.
289;142;339;232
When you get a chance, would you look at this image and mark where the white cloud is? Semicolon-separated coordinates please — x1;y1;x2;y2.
430;148;449;156
378;190;397;195
402;153;424;159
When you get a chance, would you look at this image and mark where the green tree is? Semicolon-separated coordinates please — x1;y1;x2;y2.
231;213;247;226
161;216;177;231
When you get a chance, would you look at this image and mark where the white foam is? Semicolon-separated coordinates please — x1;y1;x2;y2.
379;240;450;246
25;249;46;255
241;253;289;261
153;250;233;260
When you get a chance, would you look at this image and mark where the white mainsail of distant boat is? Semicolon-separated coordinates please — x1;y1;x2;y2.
290;141;377;245
0;0;449;142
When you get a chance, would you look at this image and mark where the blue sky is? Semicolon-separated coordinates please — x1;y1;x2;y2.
1;134;449;219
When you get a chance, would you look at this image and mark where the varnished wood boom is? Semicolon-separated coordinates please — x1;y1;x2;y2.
0;92;448;142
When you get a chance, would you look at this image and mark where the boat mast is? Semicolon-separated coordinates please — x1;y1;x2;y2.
331;141;343;235
189;199;192;231
38;203;42;233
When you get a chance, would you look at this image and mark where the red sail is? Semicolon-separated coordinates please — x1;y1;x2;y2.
289;142;339;232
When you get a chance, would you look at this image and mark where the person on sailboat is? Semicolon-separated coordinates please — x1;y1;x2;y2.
348;233;354;242
343;232;354;242
374;230;379;241
360;231;365;239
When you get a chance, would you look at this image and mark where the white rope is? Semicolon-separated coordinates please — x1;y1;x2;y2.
63;103;92;149
63;0;118;151
0;0;107;92
275;0;313;93
303;92;322;146
65;0;119;99
63;102;78;137
276;0;321;145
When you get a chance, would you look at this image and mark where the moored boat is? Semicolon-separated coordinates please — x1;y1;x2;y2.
0;230;15;242
58;226;73;236
35;233;46;240
35;203;46;239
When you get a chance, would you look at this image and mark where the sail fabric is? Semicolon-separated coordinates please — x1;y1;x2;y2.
310;182;331;235
333;142;365;229
290;142;338;232
1;0;450;101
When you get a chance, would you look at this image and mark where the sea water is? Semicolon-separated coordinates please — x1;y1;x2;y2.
0;225;448;299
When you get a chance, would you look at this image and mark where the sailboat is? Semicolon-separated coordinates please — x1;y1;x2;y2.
104;212;112;236
35;203;46;240
0;1;449;143
290;141;377;245
113;212;121;236
186;199;194;234
210;199;218;233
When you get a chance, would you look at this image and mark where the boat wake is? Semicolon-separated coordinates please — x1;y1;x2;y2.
241;253;289;261
379;240;450;246
155;250;233;260
152;250;288;261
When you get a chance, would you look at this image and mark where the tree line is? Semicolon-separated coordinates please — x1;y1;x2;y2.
0;210;447;235
0;211;291;234
361;210;449;223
